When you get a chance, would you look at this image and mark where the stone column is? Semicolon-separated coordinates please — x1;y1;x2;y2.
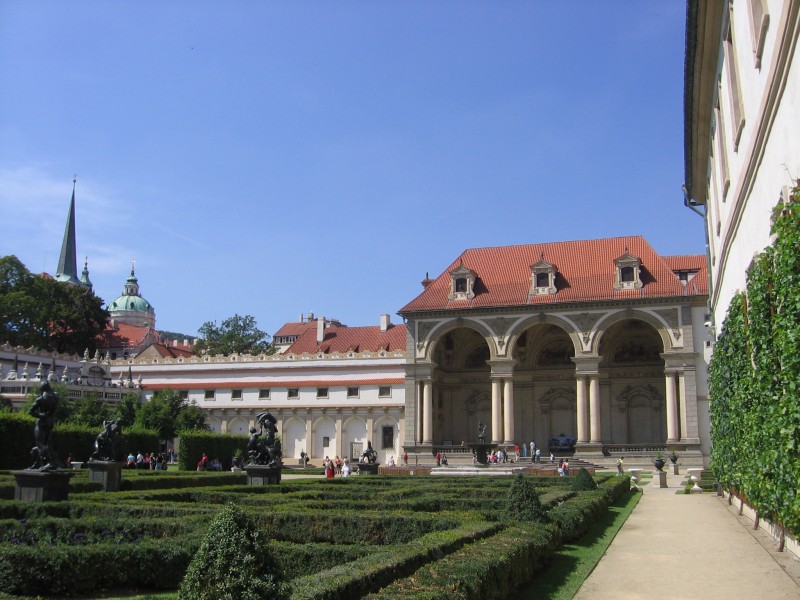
589;375;601;443
678;369;701;444
305;412;313;458
503;379;514;444
335;411;343;458
367;408;375;449
665;370;679;442
491;378;502;444
576;375;588;443
422;380;433;444
416;381;423;444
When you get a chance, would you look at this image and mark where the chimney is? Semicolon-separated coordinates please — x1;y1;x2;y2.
183;339;188;346
380;314;391;332
299;313;305;323
173;340;178;346
308;312;315;322
316;316;325;343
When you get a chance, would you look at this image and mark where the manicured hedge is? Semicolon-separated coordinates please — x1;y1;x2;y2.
709;182;800;535
178;430;249;471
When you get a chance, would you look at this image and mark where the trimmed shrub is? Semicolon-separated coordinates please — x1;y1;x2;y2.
178;502;289;600
507;473;548;523
178;430;248;471
571;468;598;491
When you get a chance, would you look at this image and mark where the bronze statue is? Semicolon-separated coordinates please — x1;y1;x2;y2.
477;421;487;443
246;412;282;467
359;441;378;464
90;419;123;462
28;382;59;471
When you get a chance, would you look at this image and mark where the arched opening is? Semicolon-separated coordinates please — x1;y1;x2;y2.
283;417;306;459
431;327;491;445
599;319;666;446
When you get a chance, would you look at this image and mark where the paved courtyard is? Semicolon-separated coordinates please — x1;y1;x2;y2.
574;470;800;600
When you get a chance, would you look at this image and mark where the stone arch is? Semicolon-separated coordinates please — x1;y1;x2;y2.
228;416;249;435
591;309;674;355
507;313;582;357
313;416;336;460
616;384;665;445
342;415;367;461
283;416;306;460
421;318;498;363
206;416;222;433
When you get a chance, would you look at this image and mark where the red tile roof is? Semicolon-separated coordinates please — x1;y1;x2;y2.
399;236;707;313
662;255;707;271
96;322;152;349
149;343;195;359
286;324;407;355
273;320;319;338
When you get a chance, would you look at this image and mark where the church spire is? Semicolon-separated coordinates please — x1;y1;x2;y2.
56;178;81;285
80;257;93;291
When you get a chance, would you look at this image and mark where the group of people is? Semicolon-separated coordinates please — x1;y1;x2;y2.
127;451;170;470
196;452;223;471
322;455;351;477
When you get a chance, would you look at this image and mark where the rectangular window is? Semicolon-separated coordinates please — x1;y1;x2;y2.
714;98;731;201
204;390;215;400
347;386;359;398
378;386;391;398
259;388;270;400
323;436;330;447
317;387;328;398
232;389;242;400
724;17;746;149
288;388;299;399
382;426;394;449
747;0;769;67
179;390;189;400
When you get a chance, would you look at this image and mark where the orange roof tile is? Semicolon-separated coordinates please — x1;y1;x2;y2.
273;320;319;337
96;322;152;349
399;236;707;313
662;255;707;271
286;324;407;355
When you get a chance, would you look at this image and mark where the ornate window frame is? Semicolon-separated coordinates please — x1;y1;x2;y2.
448;265;477;300
613;252;643;290
528;258;557;296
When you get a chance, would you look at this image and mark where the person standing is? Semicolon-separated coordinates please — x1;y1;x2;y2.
617;456;624;475
529;441;536;461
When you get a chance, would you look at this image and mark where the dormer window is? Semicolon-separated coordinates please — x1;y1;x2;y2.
529;258;557;296
614;252;643;289
448;265;477;300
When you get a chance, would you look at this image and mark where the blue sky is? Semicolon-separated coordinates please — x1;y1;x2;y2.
0;2;702;339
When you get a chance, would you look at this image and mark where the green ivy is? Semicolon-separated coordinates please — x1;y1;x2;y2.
709;182;800;534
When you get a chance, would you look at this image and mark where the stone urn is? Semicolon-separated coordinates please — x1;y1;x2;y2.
652;457;666;471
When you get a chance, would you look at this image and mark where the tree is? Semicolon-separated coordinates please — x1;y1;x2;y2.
0;255;108;354
136;390;207;441
195;314;273;356
67;393;110;428
176;401;208;433
507;473;548;523
178;503;288;600
0;394;12;412
113;393;142;428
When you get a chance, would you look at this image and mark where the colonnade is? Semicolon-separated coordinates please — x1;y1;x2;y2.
413;356;697;449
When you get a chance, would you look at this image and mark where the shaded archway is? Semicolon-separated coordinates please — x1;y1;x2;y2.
431;327;491;445
598;319;666;445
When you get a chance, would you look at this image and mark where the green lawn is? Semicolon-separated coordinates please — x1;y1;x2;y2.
514;487;642;600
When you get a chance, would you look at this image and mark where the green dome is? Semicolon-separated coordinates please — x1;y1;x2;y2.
108;294;154;313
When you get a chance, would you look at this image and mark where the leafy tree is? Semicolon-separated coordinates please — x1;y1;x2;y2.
176;401;208;433
0;255;108;354
67;392;110;428
179;503;288;600
114;393;142;428
0;394;12;412
136;390;207;441
507;473;548;523
195;314;273;356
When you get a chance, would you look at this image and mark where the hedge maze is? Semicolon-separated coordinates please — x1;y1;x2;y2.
0;470;630;599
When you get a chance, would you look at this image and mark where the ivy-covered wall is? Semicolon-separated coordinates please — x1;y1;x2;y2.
709;182;800;535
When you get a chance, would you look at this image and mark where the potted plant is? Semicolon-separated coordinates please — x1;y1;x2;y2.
652;450;666;471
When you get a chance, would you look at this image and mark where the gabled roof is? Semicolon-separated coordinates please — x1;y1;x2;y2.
286;324;407;355
96;322;152;349
139;343;195;359
662;255;706;271
273;320;319;338
399;236;707;314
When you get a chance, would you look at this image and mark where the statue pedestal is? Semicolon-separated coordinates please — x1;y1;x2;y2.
654;469;668;488
467;443;497;466
357;462;380;475
88;461;123;492
245;465;281;485
12;470;73;502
